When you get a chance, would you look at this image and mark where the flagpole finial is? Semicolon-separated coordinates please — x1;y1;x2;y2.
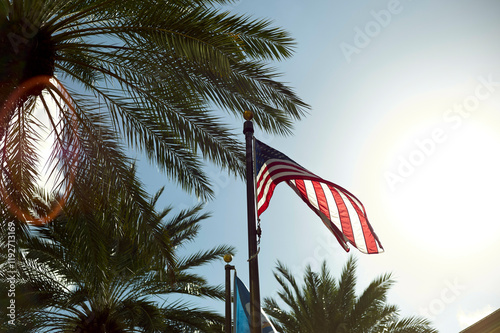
223;254;233;263
243;110;253;121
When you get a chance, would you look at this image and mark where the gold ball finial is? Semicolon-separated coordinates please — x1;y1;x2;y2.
223;254;233;263
243;110;253;121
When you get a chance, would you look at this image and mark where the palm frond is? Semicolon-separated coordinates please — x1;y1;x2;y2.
1;0;309;200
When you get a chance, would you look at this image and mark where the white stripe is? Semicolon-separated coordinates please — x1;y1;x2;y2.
337;191;367;253
257;166;312;191
287;180;345;244
319;182;342;233
303;180;339;237
303;180;319;211
257;169;312;210
256;158;381;254
256;160;317;188
256;162;318;210
289;180;380;254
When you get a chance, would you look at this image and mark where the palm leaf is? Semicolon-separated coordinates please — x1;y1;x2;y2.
1;0;309;201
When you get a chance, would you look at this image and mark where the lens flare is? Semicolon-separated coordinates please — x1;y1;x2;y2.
0;76;80;225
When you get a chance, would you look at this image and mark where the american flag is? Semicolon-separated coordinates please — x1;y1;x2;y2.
255;139;384;254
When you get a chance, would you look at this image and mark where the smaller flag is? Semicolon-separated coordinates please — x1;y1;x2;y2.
254;139;383;254
234;274;277;333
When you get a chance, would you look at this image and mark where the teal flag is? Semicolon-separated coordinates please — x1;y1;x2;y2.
234;274;277;333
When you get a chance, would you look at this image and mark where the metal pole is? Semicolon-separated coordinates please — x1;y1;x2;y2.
224;254;234;333
243;111;262;333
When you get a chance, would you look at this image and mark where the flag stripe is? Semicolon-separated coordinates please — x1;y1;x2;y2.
291;178;359;250
254;139;383;254
256;160;317;202
341;189;381;253
304;180;319;212
257;161;317;191
327;185;356;247
288;179;350;252
319;183;342;235
338;189;366;252
312;181;330;221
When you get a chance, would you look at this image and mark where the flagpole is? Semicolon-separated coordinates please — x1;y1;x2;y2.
224;254;234;333
243;111;262;333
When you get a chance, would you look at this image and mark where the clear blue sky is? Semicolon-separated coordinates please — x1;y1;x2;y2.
136;0;500;331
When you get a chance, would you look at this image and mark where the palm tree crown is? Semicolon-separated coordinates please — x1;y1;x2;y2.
0;185;233;332
263;257;438;333
0;0;309;213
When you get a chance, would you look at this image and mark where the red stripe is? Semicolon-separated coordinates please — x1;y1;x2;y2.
288;180;350;252
294;180;335;234
294;179;307;201
256;162;313;202
255;154;383;254
256;166;295;203
312;181;330;219
311;181;342;240
327;184;355;246
257;161;312;188
256;161;302;188
257;181;277;216
340;189;379;254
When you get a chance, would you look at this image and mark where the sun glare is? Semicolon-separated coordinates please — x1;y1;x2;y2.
355;87;500;257
392;120;500;255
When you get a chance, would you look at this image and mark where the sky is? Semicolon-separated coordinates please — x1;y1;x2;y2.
133;1;500;331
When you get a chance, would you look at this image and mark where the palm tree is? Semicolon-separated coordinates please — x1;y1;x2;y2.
0;186;233;332
0;0;309;218
263;257;438;333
